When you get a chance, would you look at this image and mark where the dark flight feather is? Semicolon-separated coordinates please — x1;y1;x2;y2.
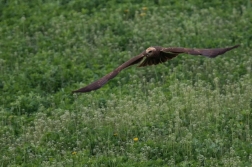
161;45;240;58
72;52;145;93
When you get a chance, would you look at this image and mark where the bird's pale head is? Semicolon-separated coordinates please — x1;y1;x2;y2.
145;47;156;57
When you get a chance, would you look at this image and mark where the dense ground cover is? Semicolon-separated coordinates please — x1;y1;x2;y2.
0;0;251;166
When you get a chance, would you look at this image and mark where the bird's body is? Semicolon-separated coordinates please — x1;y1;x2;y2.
73;45;239;93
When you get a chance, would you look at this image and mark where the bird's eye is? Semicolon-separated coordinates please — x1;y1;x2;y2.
148;50;152;53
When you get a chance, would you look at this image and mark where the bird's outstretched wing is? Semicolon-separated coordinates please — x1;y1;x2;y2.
161;45;240;58
72;52;145;93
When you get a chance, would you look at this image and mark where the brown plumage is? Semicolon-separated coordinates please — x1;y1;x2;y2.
73;45;239;93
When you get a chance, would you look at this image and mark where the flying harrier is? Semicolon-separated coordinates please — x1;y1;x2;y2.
73;45;239;93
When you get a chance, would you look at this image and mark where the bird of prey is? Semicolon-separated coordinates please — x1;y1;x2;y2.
72;45;239;93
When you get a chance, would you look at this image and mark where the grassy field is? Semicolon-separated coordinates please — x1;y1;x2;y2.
0;0;252;166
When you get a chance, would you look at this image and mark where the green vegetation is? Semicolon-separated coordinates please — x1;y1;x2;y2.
0;0;251;166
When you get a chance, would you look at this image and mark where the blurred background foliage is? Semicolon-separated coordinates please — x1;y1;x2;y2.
0;0;251;114
0;0;251;166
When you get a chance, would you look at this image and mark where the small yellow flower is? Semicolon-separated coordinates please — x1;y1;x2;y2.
114;133;118;136
133;137;139;142
124;9;129;13
140;13;146;17
142;7;147;11
72;151;77;155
